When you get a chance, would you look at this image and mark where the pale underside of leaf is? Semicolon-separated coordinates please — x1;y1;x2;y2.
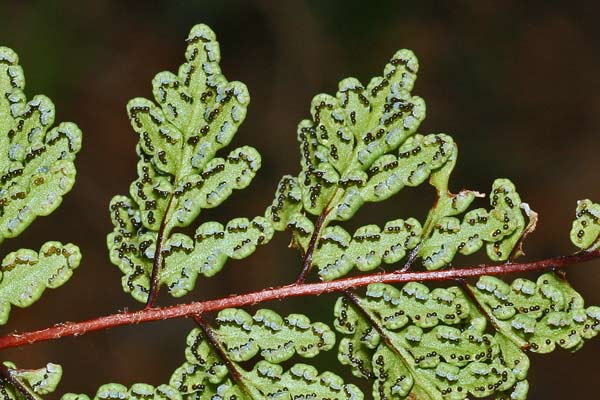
0;241;81;325
0;47;82;243
471;273;600;353
570;199;600;250
66;309;362;400
1;361;62;400
107;24;270;302
333;283;532;400
267;46;528;282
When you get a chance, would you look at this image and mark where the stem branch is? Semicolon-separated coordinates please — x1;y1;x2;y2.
0;250;597;351
295;211;328;284
191;315;251;393
145;197;174;309
0;363;36;400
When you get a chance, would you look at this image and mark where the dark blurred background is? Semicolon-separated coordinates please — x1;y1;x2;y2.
1;1;600;398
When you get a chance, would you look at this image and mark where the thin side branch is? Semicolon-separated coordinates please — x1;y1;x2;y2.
145;196;175;308
343;289;442;399
0;363;37;400
191;315;251;394
0;250;597;351
399;243;422;273
456;278;501;332
295;210;328;284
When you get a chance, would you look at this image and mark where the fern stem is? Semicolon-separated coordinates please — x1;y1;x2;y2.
343;290;440;399
455;278;503;333
399;243;422;273
145;196;175;309
0;250;597;350
295;210;328;284
191;315;254;397
0;364;37;400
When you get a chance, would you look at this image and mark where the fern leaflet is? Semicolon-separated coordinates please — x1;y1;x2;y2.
107;24;272;303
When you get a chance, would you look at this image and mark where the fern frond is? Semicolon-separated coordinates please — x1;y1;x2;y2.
420;179;525;269
159;217;273;297
1;361;62;399
334;285;530;400
471;273;600;352
171;361;363;400
570;199;600;250
267;49;528;280
0;242;81;325
107;24;271;302
61;383;181;400
68;309;361;400
313;218;422;281
335;272;600;400
0;46;82;325
267;50;427;225
0;47;82;242
210;308;335;363
71;361;363;400
171;311;361;399
2;20;596;400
